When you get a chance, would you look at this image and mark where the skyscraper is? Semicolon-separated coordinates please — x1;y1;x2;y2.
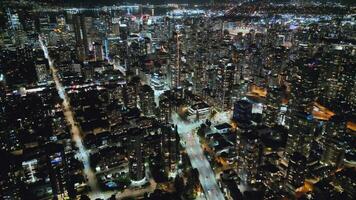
285;112;315;160
128;128;145;181
125;77;140;109
46;143;75;199
35;58;49;83
233;100;253;127
170;31;182;88
162;125;180;172
285;152;307;191
264;87;283;127
321;137;345;167
158;97;172;124
93;42;104;61
139;85;155;116
237;135;263;184
221;62;236;110
73;14;89;61
193;55;207;95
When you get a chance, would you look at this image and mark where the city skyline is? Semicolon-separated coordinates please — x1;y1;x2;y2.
0;1;355;200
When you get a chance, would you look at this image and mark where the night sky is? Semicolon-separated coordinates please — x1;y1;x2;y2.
36;0;214;5
32;0;356;6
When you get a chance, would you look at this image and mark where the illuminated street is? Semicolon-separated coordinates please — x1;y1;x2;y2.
1;1;355;200
39;36;102;197
172;113;229;200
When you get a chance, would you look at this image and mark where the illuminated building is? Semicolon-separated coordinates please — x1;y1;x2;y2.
21;144;75;199
107;82;125;105
119;23;129;40
46;143;75;199
169;32;182;88
82;62;94;81
128;128;145;181
285;152;306;191
288;53;320;110
138;119;163;167
158;97;172;124
7;10;21;30
233;100;252;128
188;102;210;120
193;58;207;95
321;137;345;167
104;35;120;61
0;151;21;200
124;77;140;109
139;85;155;116
237;134;263;184
1;2;356;199
334;168;356;200
257;164;281;190
162;125;179;172
73;14;89;61
35;59;49;83
214;58;236;110
264;87;283;127
285;112;315;160
57;45;72;63
93;42;104;61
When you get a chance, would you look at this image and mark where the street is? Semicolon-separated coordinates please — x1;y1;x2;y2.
172;113;226;200
39;36;103;198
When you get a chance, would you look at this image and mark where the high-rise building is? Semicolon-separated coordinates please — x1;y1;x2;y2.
170;32;182;88
263;87;283;127
285;152;307;191
158;97;172;124
288;50;320;111
46;143;75;199
257;164;282;190
237;135;263;184
324;117;347;138
233;100;252;128
7;10;21;30
111;18;120;35
125;77;140;109
82;62;94;81
35;59;49;83
221;63;236;110
285;112;315;159
139;85;155;116
93;42;104;61
107;82;125;105
162;125;179;172
128;128;145;181
104;36;120;61
321;137;345;167
0;81;5;113
57;45;72;63
119;23;129;40
21;144;75;199
193;58;207;95
73;14;89;61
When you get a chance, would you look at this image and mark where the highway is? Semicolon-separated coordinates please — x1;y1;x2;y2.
39;36;103;198
172;114;225;200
